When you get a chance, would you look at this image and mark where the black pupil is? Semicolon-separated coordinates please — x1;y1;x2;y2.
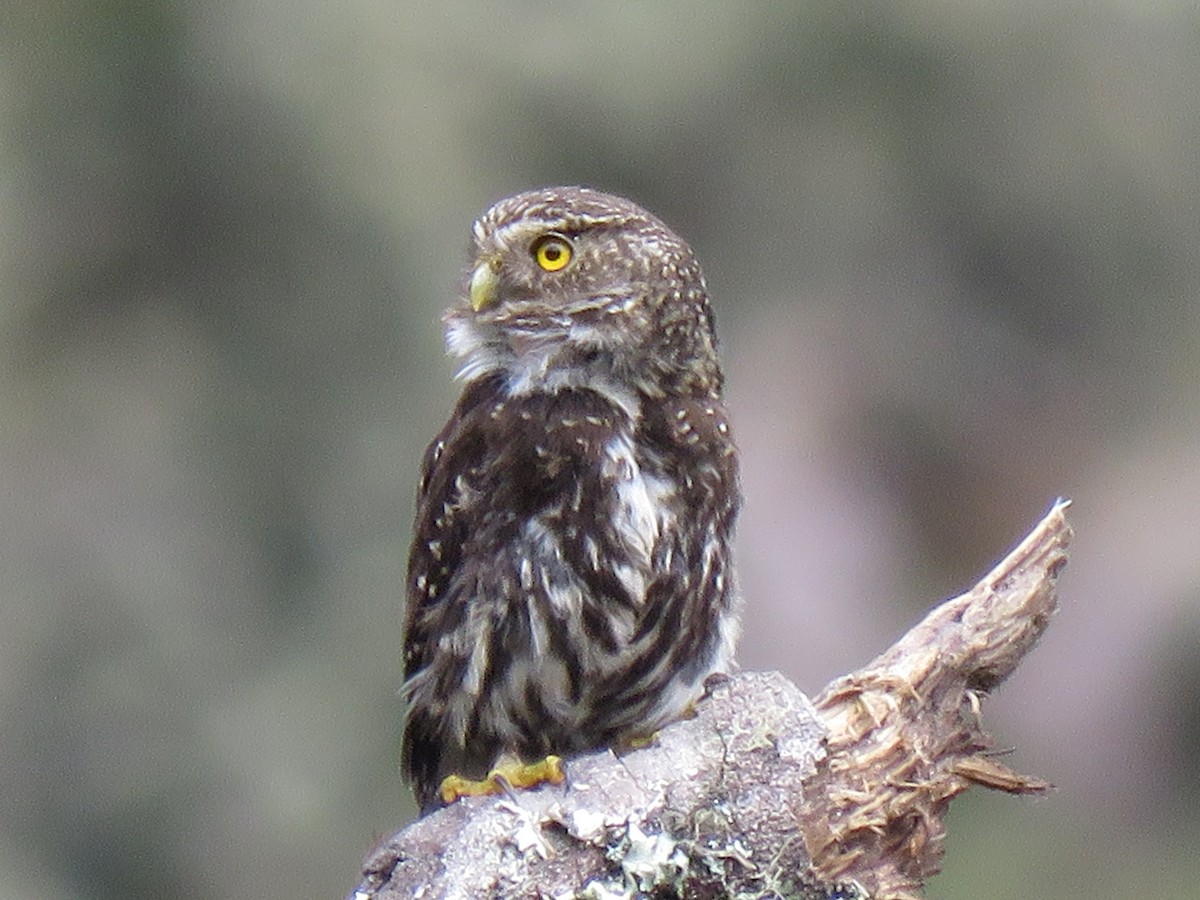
544;244;561;261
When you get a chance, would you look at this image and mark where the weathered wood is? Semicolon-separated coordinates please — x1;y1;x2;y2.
349;500;1071;900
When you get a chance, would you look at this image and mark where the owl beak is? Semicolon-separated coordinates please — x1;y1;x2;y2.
468;257;501;312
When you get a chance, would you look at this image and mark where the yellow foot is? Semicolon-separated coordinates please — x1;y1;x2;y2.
439;755;565;806
623;733;658;750
620;705;696;752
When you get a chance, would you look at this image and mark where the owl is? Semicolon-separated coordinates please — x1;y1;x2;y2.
401;186;740;814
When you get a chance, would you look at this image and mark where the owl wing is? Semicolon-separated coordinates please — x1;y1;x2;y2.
401;374;508;808
403;376;500;686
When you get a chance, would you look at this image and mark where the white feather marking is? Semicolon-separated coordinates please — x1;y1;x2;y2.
508;364;641;421
445;315;510;383
445;294;645;421
520;519;579;617
603;433;676;603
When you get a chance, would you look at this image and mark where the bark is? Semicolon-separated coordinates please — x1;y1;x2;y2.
349;499;1071;900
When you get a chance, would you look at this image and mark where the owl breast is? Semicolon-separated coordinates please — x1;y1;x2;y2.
403;372;738;791
600;431;677;607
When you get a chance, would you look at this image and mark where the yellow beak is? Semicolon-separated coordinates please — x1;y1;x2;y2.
468;258;501;312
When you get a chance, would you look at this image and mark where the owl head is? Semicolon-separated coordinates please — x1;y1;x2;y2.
444;186;722;401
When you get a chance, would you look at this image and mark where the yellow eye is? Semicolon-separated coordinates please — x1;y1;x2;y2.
532;234;573;272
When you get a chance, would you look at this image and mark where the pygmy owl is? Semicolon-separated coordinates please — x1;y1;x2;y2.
401;186;740;814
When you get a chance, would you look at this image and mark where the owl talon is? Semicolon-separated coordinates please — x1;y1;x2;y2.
495;754;566;790
619;704;698;753
439;755;565;806
439;773;498;805
622;733;659;751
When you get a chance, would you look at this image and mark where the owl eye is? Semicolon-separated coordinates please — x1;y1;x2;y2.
531;234;573;272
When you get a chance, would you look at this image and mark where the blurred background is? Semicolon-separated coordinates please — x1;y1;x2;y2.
3;2;1199;898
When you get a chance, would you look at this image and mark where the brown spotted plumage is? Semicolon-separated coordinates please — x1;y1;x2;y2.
401;187;740;813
